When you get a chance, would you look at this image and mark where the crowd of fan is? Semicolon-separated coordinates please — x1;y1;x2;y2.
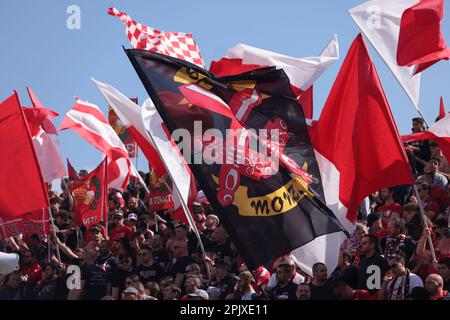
0;117;448;300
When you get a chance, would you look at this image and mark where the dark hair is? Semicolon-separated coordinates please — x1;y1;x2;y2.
438;257;450;269
412;117;424;125
43;262;60;273
430;157;441;165
403;202;420;213
49;197;62;205
312;262;326;274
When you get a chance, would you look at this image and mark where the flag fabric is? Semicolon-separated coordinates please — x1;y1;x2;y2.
59;99;138;191
148;167;175;212
0;93;49;218
26;87;67;182
141;98;198;224
109;104;138;158
438;96;447;120
92;78;197;223
402;113;450;161
0;209;49;240
108;7;205;68
126;49;346;270
293;34;415;274
397;0;450;74
349;0;422;109
209;35;339;121
68;159;107;228
92;79;167;176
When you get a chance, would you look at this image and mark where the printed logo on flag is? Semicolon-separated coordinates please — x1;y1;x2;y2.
108;102;138;158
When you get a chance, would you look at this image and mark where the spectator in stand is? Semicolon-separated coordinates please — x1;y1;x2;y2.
96;240;117;273
403;203;432;241
149;233;169;270
426;158;449;190
0;270;23;300
376;188;403;227
125;213;138;233
211;260;236;300
19;250;42;291
269;263;298;300
167;241;194;289
330;249;359;289
162;284;181;300
379;252;424;300
145;281;160;299
111;256;136;300
34;263;60;300
204;214;220;238
211;226;235;263
121;287;139;300
108;198;121;215
236;271;256;300
309;263;333;300
332;281;372;300
367;213;388;240
358;234;388;295
109;212;133;242
296;282;311;300
380;217;416;267
437;258;450;291
267;256;305;290
136;246;164;285
424;274;449;300
407;117;431;175
69;250;111;300
187;289;209;300
417;182;441;221
206;286;221;300
84;225;104;253
429;142;450;176
180;276;202;300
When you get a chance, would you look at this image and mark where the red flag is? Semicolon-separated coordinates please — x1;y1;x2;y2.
0;209;49;240
438;96;446;120
397;0;450;74
0;93;49;218
313;34;414;224
68;159;107;228
22;107;58;137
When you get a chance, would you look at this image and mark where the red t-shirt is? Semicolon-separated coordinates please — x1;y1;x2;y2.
21;263;42;284
109;225;133;242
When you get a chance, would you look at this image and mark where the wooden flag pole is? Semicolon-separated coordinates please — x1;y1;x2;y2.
413;184;437;261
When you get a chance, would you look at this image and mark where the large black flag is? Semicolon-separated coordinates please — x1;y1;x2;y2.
126;49;346;270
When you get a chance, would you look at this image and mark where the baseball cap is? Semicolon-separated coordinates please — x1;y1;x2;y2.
114;212;124;219
188;289;209;300
123;287;139;295
127;213;138;221
206;286;221;296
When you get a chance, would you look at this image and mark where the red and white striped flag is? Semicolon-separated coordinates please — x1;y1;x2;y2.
108;7;205;68
26;87;67;183
59;99;139;191
92;78;197;224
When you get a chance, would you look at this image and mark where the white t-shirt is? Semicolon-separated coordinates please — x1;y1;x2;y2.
387;273;423;300
267;272;305;289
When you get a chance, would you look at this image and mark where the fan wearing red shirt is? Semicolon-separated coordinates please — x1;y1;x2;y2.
332;281;373;300
19;250;42;285
418;183;441;221
109;212;133;242
377;188;403;227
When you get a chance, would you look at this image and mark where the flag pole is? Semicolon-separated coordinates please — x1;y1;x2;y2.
48;207;61;265
413;184;437;261
104;157;109;239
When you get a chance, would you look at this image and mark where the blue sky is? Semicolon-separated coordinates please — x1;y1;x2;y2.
1;0;449;185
